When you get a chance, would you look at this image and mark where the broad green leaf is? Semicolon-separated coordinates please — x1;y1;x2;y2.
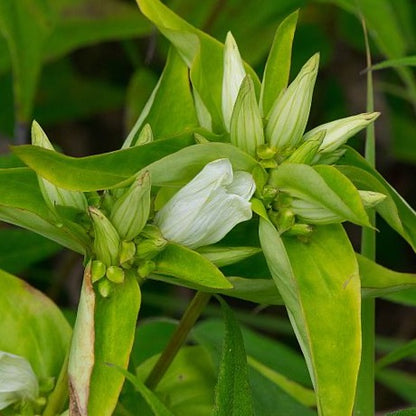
382;288;416;307
0;229;60;273
358;254;416;298
88;270;141;416
212;298;254;416
269;163;370;227
337;147;416;251
0;0;56;122
367;56;416;71
197;246;261;267
376;339;416;370
259;219;361;416
112;366;174;416
136;346;216;415
386;408;416;416
0;168;86;253
12;133;194;191
0;269;71;380
153;243;232;290
376;369;416;405
124;48;198;147
136;0;261;132
247;356;316;407
260;10;298;116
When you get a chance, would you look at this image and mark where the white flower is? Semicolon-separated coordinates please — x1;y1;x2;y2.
0;351;39;410
154;159;255;249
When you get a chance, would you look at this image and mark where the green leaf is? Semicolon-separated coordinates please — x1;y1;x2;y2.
153;243;232;290
0;269;71;380
12;133;194;191
358;254;416;298
124;48;198;147
376;338;416;370
269;163;370;227
259;219;361;416
212;297;254;416
386;408;416;416
88;270;141;416
197;246;261;267
367;56;416;71
260;10;298;116
337;147;416;251
136;0;261;133
376;368;416;405
0;0;56;121
112;365;174;416
0;229;60;273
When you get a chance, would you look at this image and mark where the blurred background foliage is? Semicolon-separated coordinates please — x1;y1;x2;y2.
1;0;416;412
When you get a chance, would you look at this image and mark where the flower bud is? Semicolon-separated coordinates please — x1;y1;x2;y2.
98;279;112;298
358;190;386;208
106;266;125;284
137;260;156;278
136;124;153;146
286;131;325;164
230;75;264;156
31;121;87;213
285;223;314;237
89;207;120;266
91;260;106;283
110;171;151;241
0;351;39;410
256;144;276;160
119;240;136;265
303;112;380;153
222;32;246;131
136;237;167;260
266;54;319;149
314;148;346;165
269;208;295;233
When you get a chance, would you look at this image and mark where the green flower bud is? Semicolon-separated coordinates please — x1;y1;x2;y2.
256;144;276;160
119;241;136;265
269;208;295;233
98;279;112;298
91;260;106;283
285;223;314;237
260;159;278;169
286;131;325;164
262;185;278;206
89;207;120;266
139;224;165;240
230;75;264;156
222;32;246;131
137;260;156;278
314;148;346;165
266;54;319;149
110;171;151;240
303;112;380;153
31;121;87;213
358;190;386;208
136;237;167;260
136;124;153;146
106;266;125;284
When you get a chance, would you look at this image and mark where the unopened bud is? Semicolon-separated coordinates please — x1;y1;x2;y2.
260;159;278;169
98;279;112;298
119;241;136;264
89;207;120;266
262;185;278;206
359;190;386;208
222;32;246;131
230;75;264;156
285;223;314;237
136;237;167;260
266;54;319;149
136;124;153;146
137;260;156;278
303;112;380;153
91;260;106;283
287;131;325;164
32;121;87;212
110;171;151;240
256;144;276;160
313;148;346;165
106;266;125;284
269;208;295;233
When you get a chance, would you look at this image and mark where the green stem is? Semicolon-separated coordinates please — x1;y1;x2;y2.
145;291;211;390
42;349;69;416
354;14;376;416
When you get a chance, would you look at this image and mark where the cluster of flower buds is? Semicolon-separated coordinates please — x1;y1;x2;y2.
220;33;380;167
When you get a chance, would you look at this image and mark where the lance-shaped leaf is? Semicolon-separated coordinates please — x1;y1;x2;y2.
230;75;264;157
12;132;194;191
197;246;261;267
336;147;416;251
266;54;319;149
153;243;232;290
110;171;151;241
259;219;361;416
269;163;370;227
260;10;298;116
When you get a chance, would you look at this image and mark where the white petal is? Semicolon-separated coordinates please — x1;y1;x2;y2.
0;352;38;410
226;171;256;200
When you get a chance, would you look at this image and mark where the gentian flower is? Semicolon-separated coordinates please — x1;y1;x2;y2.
154;159;255;249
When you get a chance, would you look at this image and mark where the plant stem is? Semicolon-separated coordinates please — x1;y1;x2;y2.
145;291;211;390
354;14;376;416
